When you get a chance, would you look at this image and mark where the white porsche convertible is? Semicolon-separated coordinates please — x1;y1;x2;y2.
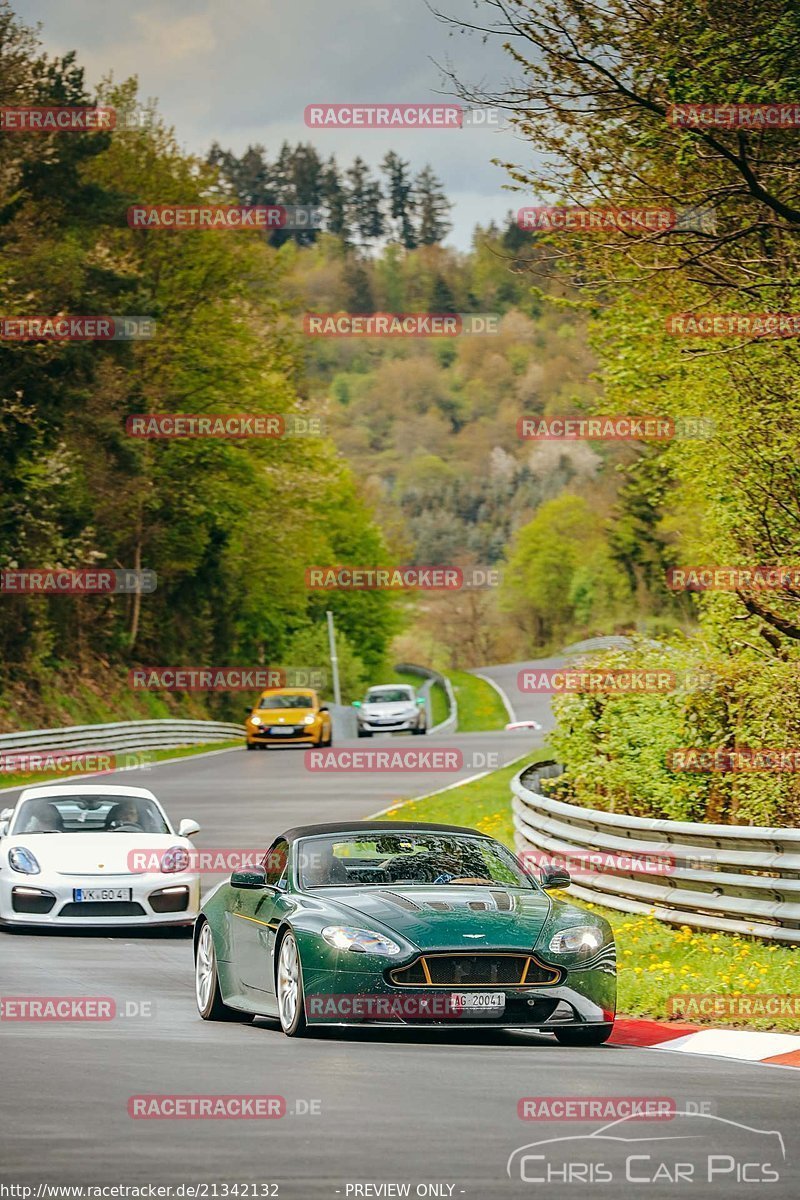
0;783;201;928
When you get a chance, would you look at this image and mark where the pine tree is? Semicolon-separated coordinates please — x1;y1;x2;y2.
381;151;416;249
345;157;384;243
414;165;452;245
321;157;348;239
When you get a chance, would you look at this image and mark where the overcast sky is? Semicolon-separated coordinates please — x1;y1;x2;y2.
15;0;532;249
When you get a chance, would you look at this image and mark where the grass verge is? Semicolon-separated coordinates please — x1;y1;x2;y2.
0;739;243;793
449;668;508;732
377;750;800;1033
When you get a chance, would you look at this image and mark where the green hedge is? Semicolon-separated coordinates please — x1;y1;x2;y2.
548;640;800;827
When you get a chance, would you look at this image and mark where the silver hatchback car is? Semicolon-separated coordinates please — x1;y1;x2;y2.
354;684;428;737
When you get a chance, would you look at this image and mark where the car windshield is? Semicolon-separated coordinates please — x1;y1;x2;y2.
257;694;314;709
365;688;414;704
13;795;169;835
298;831;533;889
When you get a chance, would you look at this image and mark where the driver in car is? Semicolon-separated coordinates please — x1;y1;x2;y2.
23;802;63;832
106;799;144;831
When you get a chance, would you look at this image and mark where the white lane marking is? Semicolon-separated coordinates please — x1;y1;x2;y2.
653;1029;800;1060
364;750;535;818
471;670;516;723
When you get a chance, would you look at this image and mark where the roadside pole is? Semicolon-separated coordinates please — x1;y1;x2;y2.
326;610;342;706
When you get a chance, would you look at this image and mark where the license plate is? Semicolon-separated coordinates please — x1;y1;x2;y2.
73;887;132;902
269;726;295;734
450;991;505;1016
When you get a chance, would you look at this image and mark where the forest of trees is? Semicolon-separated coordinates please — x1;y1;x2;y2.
0;6;403;724
207;142;452;248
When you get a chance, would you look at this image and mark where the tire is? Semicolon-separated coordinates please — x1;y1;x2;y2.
276;931;307;1037
246;743;257;751
412;724;426;735
554;1023;614;1046
357;729;372;738
195;920;254;1023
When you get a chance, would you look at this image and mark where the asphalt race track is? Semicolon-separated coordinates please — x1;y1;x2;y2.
1;679;798;1198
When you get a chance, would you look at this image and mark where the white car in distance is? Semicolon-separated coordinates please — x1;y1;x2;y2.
354;684;428;737
0;783;201;929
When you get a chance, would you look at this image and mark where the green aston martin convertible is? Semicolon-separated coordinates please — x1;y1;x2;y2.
193;821;616;1042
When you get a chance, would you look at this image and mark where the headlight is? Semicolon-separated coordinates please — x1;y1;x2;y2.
161;846;191;873
8;847;41;875
549;925;605;955
322;925;401;956
302;713;316;725
250;714;263;726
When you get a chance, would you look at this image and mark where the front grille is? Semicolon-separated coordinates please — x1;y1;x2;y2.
58;901;146;918
390;953;562;988
254;727;306;739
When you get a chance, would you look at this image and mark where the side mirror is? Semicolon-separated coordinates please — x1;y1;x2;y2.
0;821;8;839
540;865;571;890
352;700;362;708
178;819;200;838
318;703;329;712
231;866;267;889
245;707;254;716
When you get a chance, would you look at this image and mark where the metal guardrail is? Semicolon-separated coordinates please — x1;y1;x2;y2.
394;663;458;734
512;761;800;944
0;718;244;756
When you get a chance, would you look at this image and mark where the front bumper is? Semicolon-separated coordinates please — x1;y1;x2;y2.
0;870;200;927
299;948;615;1029
247;724;321;746
358;715;421;733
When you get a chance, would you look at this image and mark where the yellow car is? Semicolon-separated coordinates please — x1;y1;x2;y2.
245;688;332;751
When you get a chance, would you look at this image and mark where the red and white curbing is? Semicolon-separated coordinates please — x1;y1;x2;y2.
611;1017;800;1068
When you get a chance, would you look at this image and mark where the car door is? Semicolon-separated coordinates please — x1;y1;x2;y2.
232;839;289;994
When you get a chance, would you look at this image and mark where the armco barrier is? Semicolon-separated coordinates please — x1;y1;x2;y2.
394;662;458;734
0;718;244;759
512;761;800;944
